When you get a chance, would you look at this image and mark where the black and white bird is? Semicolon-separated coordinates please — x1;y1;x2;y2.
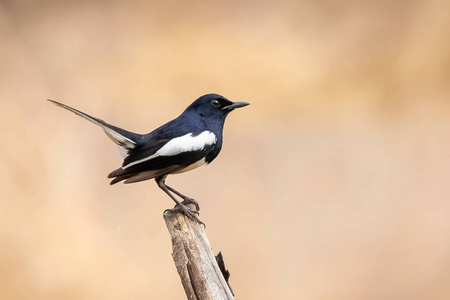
48;94;249;225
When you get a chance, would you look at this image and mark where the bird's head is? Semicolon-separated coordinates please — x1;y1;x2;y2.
185;94;250;121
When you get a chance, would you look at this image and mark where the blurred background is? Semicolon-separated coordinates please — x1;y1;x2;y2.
1;0;449;299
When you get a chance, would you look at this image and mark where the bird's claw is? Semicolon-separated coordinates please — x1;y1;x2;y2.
181;197;200;211
164;204;205;227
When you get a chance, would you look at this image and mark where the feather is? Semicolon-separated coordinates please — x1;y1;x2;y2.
122;131;216;169
111;165;182;184
48;99;141;158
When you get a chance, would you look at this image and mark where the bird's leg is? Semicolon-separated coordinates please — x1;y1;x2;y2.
165;184;200;211
155;177;198;215
155;177;205;226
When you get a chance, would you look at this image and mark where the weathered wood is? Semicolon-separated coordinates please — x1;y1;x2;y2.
163;207;234;300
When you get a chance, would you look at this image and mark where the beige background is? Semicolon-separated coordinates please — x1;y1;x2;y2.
1;1;449;299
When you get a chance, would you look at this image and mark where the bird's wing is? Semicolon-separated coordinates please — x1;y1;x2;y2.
108;130;217;184
123;131;216;169
48;99;142;158
109;164;183;184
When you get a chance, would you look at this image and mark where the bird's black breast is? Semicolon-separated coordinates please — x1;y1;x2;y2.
204;142;222;163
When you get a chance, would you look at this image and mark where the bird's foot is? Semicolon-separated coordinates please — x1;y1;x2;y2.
164;204;205;227
181;197;200;211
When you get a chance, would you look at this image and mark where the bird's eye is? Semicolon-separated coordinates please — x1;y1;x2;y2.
211;100;221;108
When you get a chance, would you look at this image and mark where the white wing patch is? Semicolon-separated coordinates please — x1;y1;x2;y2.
123;131;216;169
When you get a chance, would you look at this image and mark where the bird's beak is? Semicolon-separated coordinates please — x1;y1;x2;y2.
222;101;250;111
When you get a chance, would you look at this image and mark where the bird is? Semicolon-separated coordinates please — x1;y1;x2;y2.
48;94;249;225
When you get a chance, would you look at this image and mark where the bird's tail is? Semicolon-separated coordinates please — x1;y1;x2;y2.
47;99;142;158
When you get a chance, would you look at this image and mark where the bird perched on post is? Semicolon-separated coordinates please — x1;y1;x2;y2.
48;94;249;225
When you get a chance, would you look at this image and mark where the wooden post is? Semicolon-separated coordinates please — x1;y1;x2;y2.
163;207;234;300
